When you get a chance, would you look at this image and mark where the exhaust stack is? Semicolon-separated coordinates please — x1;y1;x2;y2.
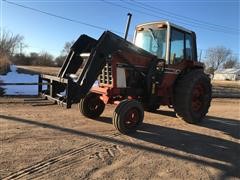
124;13;132;40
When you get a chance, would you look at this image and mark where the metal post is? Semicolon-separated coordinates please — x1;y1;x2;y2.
38;75;42;96
66;77;72;109
124;13;132;40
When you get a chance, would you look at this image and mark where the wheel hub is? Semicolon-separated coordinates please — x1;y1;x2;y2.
124;108;139;128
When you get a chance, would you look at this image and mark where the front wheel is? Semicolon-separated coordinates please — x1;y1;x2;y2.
113;100;144;134
79;93;105;119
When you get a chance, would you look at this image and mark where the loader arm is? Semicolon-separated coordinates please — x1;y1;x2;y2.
39;31;156;108
75;31;154;98
58;35;97;78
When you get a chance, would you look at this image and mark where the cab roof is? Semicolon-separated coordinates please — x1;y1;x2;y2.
136;21;194;34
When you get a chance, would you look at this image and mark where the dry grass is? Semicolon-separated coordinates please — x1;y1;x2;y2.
0;55;11;74
212;80;240;89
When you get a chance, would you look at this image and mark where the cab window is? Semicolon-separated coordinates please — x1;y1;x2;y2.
185;33;193;60
135;29;167;59
170;29;184;64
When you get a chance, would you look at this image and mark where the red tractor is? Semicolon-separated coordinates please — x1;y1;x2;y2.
39;19;212;134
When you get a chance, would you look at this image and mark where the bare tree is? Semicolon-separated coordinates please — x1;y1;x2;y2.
223;55;239;69
61;40;74;56
205;46;232;71
55;40;74;67
0;29;24;57
55;55;65;67
33;51;54;66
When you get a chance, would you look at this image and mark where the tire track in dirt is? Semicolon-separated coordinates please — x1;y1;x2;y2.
33;144;122;179
90;151;142;179
37;143;128;180
2;132;121;180
33;136;139;179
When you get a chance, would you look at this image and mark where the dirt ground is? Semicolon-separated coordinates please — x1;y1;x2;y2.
212;80;240;89
16;66;60;76
0;97;239;179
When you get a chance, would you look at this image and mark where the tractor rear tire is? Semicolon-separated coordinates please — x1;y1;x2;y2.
173;69;212;124
113;100;144;134
79;93;105;119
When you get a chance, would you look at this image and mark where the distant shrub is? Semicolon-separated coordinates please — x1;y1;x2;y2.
32;52;55;66
13;52;55;67
12;54;31;65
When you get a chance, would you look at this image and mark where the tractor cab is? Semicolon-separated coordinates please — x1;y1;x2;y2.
134;21;198;64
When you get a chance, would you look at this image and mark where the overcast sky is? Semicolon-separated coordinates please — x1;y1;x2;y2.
1;0;239;59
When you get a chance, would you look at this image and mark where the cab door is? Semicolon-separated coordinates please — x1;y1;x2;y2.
169;28;195;64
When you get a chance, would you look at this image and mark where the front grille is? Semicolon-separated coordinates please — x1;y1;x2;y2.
98;62;112;84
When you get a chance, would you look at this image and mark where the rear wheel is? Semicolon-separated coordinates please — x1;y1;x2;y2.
113;100;144;134
79;93;105;119
174;69;212;124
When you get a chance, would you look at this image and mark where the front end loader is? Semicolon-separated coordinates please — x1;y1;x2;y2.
39;20;211;134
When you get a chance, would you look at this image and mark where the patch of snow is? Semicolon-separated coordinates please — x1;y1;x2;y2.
0;65;38;95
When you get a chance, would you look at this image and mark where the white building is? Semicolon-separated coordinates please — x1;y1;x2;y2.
213;68;240;81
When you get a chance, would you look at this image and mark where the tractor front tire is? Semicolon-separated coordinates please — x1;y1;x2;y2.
174;69;212;124
79;93;105;119
113;100;144;134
